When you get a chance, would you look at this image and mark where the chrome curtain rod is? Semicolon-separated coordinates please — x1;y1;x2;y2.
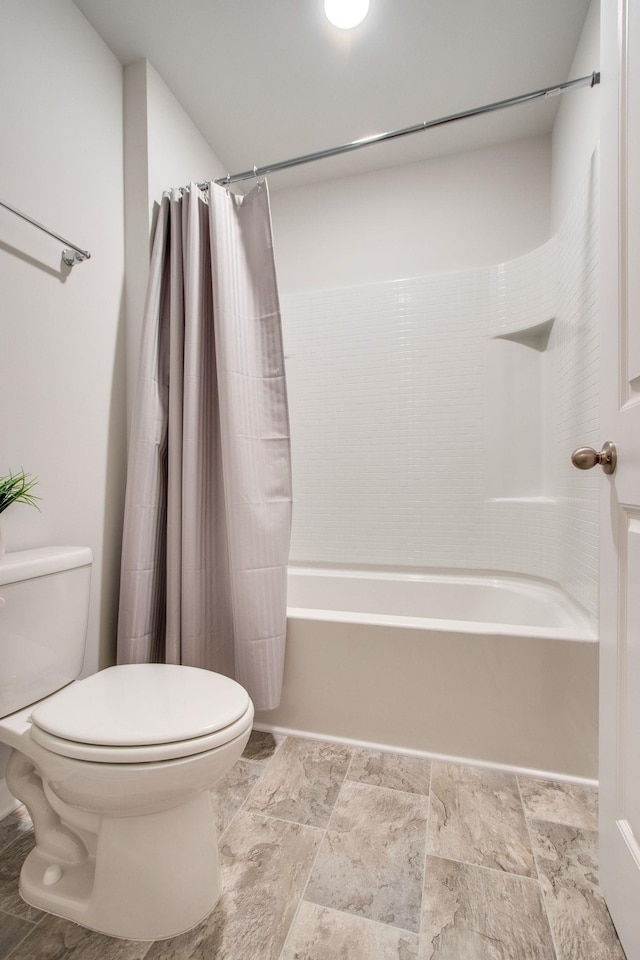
0;198;91;266
203;72;600;188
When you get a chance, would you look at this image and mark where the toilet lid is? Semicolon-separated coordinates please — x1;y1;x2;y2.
30;664;251;747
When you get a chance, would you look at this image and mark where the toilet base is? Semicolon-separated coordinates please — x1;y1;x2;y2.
19;791;222;940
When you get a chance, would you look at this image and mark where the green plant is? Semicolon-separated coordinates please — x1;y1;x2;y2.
0;469;41;515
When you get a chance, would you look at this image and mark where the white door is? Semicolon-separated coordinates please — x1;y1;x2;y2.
599;0;640;956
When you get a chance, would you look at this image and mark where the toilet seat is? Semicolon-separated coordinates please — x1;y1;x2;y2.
28;663;253;763
29;705;253;763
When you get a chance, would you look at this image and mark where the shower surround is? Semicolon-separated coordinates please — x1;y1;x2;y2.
256;160;599;779
282;159;599;619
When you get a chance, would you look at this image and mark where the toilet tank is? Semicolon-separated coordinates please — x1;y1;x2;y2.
0;546;92;718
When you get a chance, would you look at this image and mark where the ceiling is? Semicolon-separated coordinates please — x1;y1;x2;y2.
73;0;594;190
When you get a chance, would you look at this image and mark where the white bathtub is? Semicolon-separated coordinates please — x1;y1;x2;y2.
255;567;599;781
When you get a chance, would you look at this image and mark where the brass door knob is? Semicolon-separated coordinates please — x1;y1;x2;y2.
571;441;617;475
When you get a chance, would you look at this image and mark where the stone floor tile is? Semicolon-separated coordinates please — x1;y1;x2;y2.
241;729;285;762
305;781;428;933
209;758;263;837
518;777;598;830
428;762;536;877
420;855;556;960
144;811;322;960
0;909;37;959
0;747;619;960
282;901;419;960
0;813;32;856
245;737;351;827
0;832;43;922
346;749;431;796
7;914;150;960
529;819;626;960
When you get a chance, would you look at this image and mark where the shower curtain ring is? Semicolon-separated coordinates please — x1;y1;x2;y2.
225;173;231;196
253;166;264;186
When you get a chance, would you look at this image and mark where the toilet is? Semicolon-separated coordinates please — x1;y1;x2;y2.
0;546;254;940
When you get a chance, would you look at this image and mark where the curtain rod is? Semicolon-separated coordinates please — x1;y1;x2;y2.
0;198;91;266
200;72;599;188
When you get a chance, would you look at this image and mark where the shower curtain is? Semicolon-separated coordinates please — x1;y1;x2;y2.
117;181;291;711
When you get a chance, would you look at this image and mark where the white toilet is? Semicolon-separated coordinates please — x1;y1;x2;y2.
0;546;254;940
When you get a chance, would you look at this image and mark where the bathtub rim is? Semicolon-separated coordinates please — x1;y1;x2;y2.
286;607;596;642
286;565;597;643
287;561;592;594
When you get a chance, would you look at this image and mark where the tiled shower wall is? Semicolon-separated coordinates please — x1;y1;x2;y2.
282;156;599;618
552;153;600;615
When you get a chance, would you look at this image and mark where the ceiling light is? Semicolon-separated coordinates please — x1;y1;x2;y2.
324;0;370;30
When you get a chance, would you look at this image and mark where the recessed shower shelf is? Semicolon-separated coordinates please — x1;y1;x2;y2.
483;317;556;502
490;317;555;351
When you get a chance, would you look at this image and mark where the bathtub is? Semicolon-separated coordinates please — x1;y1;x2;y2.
254;567;599;781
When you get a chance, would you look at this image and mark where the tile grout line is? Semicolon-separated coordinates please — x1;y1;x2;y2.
238;809;327;833
423;849;550;884
417;757;434;957
516;774;561;960
276;746;355;960
342;777;432;803
139;930;156;960
0;813;45;960
147;736;296;959
0;904;42;925
217;736;287;844
216;761;265;844
317;758;429;939
3;912;47;960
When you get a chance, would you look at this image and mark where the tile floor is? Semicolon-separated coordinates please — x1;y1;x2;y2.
0;731;627;960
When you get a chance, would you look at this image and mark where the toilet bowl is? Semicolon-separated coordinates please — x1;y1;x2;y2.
0;548;255;940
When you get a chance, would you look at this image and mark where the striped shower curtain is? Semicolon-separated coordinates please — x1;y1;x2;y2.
117;181;291;711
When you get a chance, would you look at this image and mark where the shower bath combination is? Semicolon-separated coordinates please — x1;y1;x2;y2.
258;565;597;779
260;163;601;783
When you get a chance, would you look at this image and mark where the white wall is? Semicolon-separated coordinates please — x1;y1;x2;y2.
0;0;127;809
123;59;228;420
271;136;551;292
551;0;601;228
